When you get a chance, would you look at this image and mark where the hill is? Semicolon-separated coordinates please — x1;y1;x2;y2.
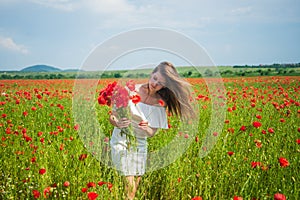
21;65;62;72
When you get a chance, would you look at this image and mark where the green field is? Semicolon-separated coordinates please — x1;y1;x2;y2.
0;76;299;199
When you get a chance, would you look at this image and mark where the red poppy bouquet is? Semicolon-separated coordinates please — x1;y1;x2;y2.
98;80;141;149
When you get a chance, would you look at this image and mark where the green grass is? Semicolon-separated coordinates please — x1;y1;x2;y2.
0;77;299;199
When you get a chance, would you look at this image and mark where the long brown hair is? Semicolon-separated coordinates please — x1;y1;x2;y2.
153;61;196;120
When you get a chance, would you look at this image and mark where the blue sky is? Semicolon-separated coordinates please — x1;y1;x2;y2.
0;0;299;71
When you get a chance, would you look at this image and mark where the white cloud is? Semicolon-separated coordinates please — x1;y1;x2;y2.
28;0;76;11
0;36;29;54
84;0;135;14
231;6;252;16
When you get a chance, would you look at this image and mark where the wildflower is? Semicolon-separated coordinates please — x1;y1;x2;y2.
227;151;234;156
87;182;96;188
39;168;46;175
63;181;70;187
278;157;289;167
87;192;98;200
79;154;88;161
43;187;51;198
280;118;285;123
31;157;37;163
240;126;246;131
158;99;165;106
251;161;261;168
191;196;203;200
268;128;274;133
274;193;286;200
233;196;243;200
32;190;40;199
253;121;262;128
131;94;141;104
98;181;106;186
74;124;79;130
107;182;113;191
255;114;262;119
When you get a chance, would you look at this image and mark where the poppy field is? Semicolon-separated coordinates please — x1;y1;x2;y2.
0;76;300;200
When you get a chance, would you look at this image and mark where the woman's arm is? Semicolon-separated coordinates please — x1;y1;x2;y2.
138;120;157;137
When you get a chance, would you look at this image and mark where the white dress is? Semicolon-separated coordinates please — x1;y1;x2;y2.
110;100;168;176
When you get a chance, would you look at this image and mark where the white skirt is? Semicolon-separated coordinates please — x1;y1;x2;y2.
110;128;147;176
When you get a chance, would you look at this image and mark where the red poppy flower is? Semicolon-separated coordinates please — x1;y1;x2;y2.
43;187;51;198
87;182;96;188
131;94;141;104
87;192;98;200
280;118;285;123
74;124;79;130
255;114;262;119
98;181;106;186
252;121;262;128
268;128;274;133
63;181;70;187
240;126;246;131
39;168;46;175
274;193;286;200
79;154;88;161
278;157;289;167
97;95;107;105
81;188;88;193
32;190;40;199
31;157;37;163
227;151;234;156
158;99;165;106
251;161;261;168
233;196;243;200
191;196;203;200
255;142;262;148
107;182;113;191
296;139;300;145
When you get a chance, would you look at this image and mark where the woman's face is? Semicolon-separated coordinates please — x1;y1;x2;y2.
149;71;166;93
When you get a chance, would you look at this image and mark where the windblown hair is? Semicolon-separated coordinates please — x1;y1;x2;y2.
153;61;196;120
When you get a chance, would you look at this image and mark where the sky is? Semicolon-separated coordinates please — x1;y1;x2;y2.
0;0;299;71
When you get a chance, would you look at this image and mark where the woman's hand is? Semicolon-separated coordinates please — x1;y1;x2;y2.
115;117;131;128
138;120;157;137
138;120;149;130
109;114;131;128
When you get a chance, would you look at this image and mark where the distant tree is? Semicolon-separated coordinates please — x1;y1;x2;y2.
204;69;213;77
114;73;122;78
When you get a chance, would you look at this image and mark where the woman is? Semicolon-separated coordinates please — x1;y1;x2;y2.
109;61;195;200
